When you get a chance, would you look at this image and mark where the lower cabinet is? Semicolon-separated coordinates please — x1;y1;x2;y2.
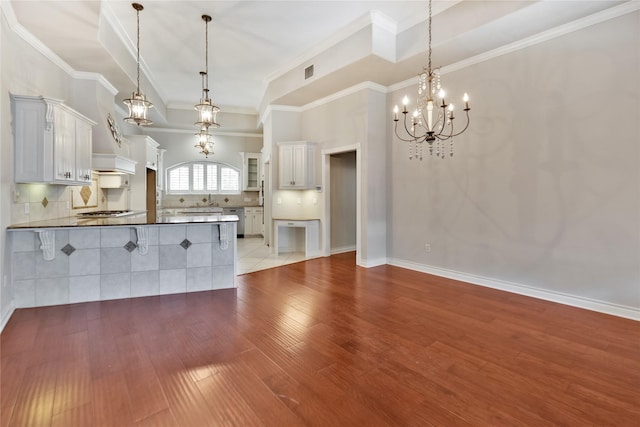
244;207;263;236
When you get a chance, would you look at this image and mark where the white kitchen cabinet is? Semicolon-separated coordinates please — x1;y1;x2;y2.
244;207;263;236
156;149;166;191
145;139;159;170
242;152;261;191
278;141;316;189
127;135;161;213
12;94;95;184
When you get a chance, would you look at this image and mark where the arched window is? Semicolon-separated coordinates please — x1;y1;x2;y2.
166;162;240;195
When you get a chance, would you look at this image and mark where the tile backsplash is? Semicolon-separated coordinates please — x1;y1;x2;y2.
162;191;260;208
11;175;107;224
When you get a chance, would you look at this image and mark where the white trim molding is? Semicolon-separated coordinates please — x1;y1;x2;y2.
302;81;387;112
0;1;120;97
388;1;640;93
387;258;640;321
358;257;388;268
0;304;15;334
331;245;356;255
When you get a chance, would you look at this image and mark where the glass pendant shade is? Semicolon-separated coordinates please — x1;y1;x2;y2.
194;72;220;129
123;91;153;126
194;128;214;158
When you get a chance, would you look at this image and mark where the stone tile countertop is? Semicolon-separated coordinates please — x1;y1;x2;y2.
7;213;239;230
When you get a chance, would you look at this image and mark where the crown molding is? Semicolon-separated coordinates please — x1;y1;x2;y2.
166;102;258;116
389;0;640;93
0;0;120;97
100;1;167;104
302;81;387;112
143;126;263;139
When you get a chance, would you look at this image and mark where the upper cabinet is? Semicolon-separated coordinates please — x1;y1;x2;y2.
278;141;316;190
12;94;95;185
126;135;161;212
242;152;261;191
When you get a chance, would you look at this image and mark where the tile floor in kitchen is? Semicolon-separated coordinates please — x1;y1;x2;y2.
236;236;308;274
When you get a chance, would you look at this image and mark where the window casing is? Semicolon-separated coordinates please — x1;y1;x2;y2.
166;162;240;194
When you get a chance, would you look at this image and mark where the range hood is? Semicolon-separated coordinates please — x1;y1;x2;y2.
92;154;137;174
70;78;137;174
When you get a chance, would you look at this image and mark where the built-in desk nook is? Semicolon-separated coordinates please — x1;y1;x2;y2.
273;218;320;257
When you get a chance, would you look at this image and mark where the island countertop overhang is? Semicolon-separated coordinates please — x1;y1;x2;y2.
7;214;239;230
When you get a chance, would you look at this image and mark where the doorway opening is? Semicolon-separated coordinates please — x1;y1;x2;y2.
329;151;357;254
322;144;360;262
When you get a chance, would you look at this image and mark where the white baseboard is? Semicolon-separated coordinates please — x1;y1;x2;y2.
0;304;15;334
357;257;388;268
330;245;356;255
387;258;640;321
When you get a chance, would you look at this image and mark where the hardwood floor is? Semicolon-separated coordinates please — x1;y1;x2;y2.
1;252;639;426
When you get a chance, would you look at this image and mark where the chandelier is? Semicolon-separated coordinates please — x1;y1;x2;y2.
392;0;470;159
194;14;220;157
123;3;153;126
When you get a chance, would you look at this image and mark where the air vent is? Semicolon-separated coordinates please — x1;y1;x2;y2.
305;65;314;80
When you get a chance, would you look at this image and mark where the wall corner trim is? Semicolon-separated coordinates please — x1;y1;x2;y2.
0;304;16;334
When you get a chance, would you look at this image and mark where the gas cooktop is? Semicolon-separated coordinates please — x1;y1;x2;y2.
76;210;138;218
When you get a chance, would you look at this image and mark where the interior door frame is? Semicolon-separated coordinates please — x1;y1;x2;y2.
321;143;361;260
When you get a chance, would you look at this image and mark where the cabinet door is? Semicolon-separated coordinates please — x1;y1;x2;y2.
13;99;47;183
291;144;307;188
279;145;294;188
253;214;260;235
75;119;93;183
245;156;259;190
53;108;75;182
244;211;254;235
146;142;158;170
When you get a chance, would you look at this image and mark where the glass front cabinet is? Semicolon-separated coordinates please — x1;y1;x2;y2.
242;152;261;191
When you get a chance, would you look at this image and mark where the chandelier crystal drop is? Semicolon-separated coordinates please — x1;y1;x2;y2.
194;14;220;156
123;3;153;126
392;0;470;159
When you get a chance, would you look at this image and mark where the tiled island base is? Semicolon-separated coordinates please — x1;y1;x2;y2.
7;223;237;308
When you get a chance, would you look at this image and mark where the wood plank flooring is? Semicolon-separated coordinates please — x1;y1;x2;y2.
1;252;639;426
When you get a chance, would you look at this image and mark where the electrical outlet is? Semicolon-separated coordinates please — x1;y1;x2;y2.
312;197;317;205
424;243;431;252
296;198;302;205
24;203;30;214
277;198;282;205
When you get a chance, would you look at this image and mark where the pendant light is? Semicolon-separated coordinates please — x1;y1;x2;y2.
123;2;153;126
194;14;220;157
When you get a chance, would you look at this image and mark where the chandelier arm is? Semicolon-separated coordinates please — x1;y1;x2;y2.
449;111;471;138
396;114;418;141
433;119;454;141
395;120;429;143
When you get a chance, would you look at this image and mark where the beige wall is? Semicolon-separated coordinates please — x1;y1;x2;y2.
388;12;640;309
0;8;77;324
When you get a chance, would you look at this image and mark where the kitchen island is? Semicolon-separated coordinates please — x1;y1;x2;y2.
6;214;238;309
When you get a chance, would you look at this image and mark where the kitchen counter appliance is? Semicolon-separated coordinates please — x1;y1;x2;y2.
76;210;139;218
222;207;244;237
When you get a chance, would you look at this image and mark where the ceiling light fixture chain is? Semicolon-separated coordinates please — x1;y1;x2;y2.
123;2;153;126
392;0;471;160
194;13;220;158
